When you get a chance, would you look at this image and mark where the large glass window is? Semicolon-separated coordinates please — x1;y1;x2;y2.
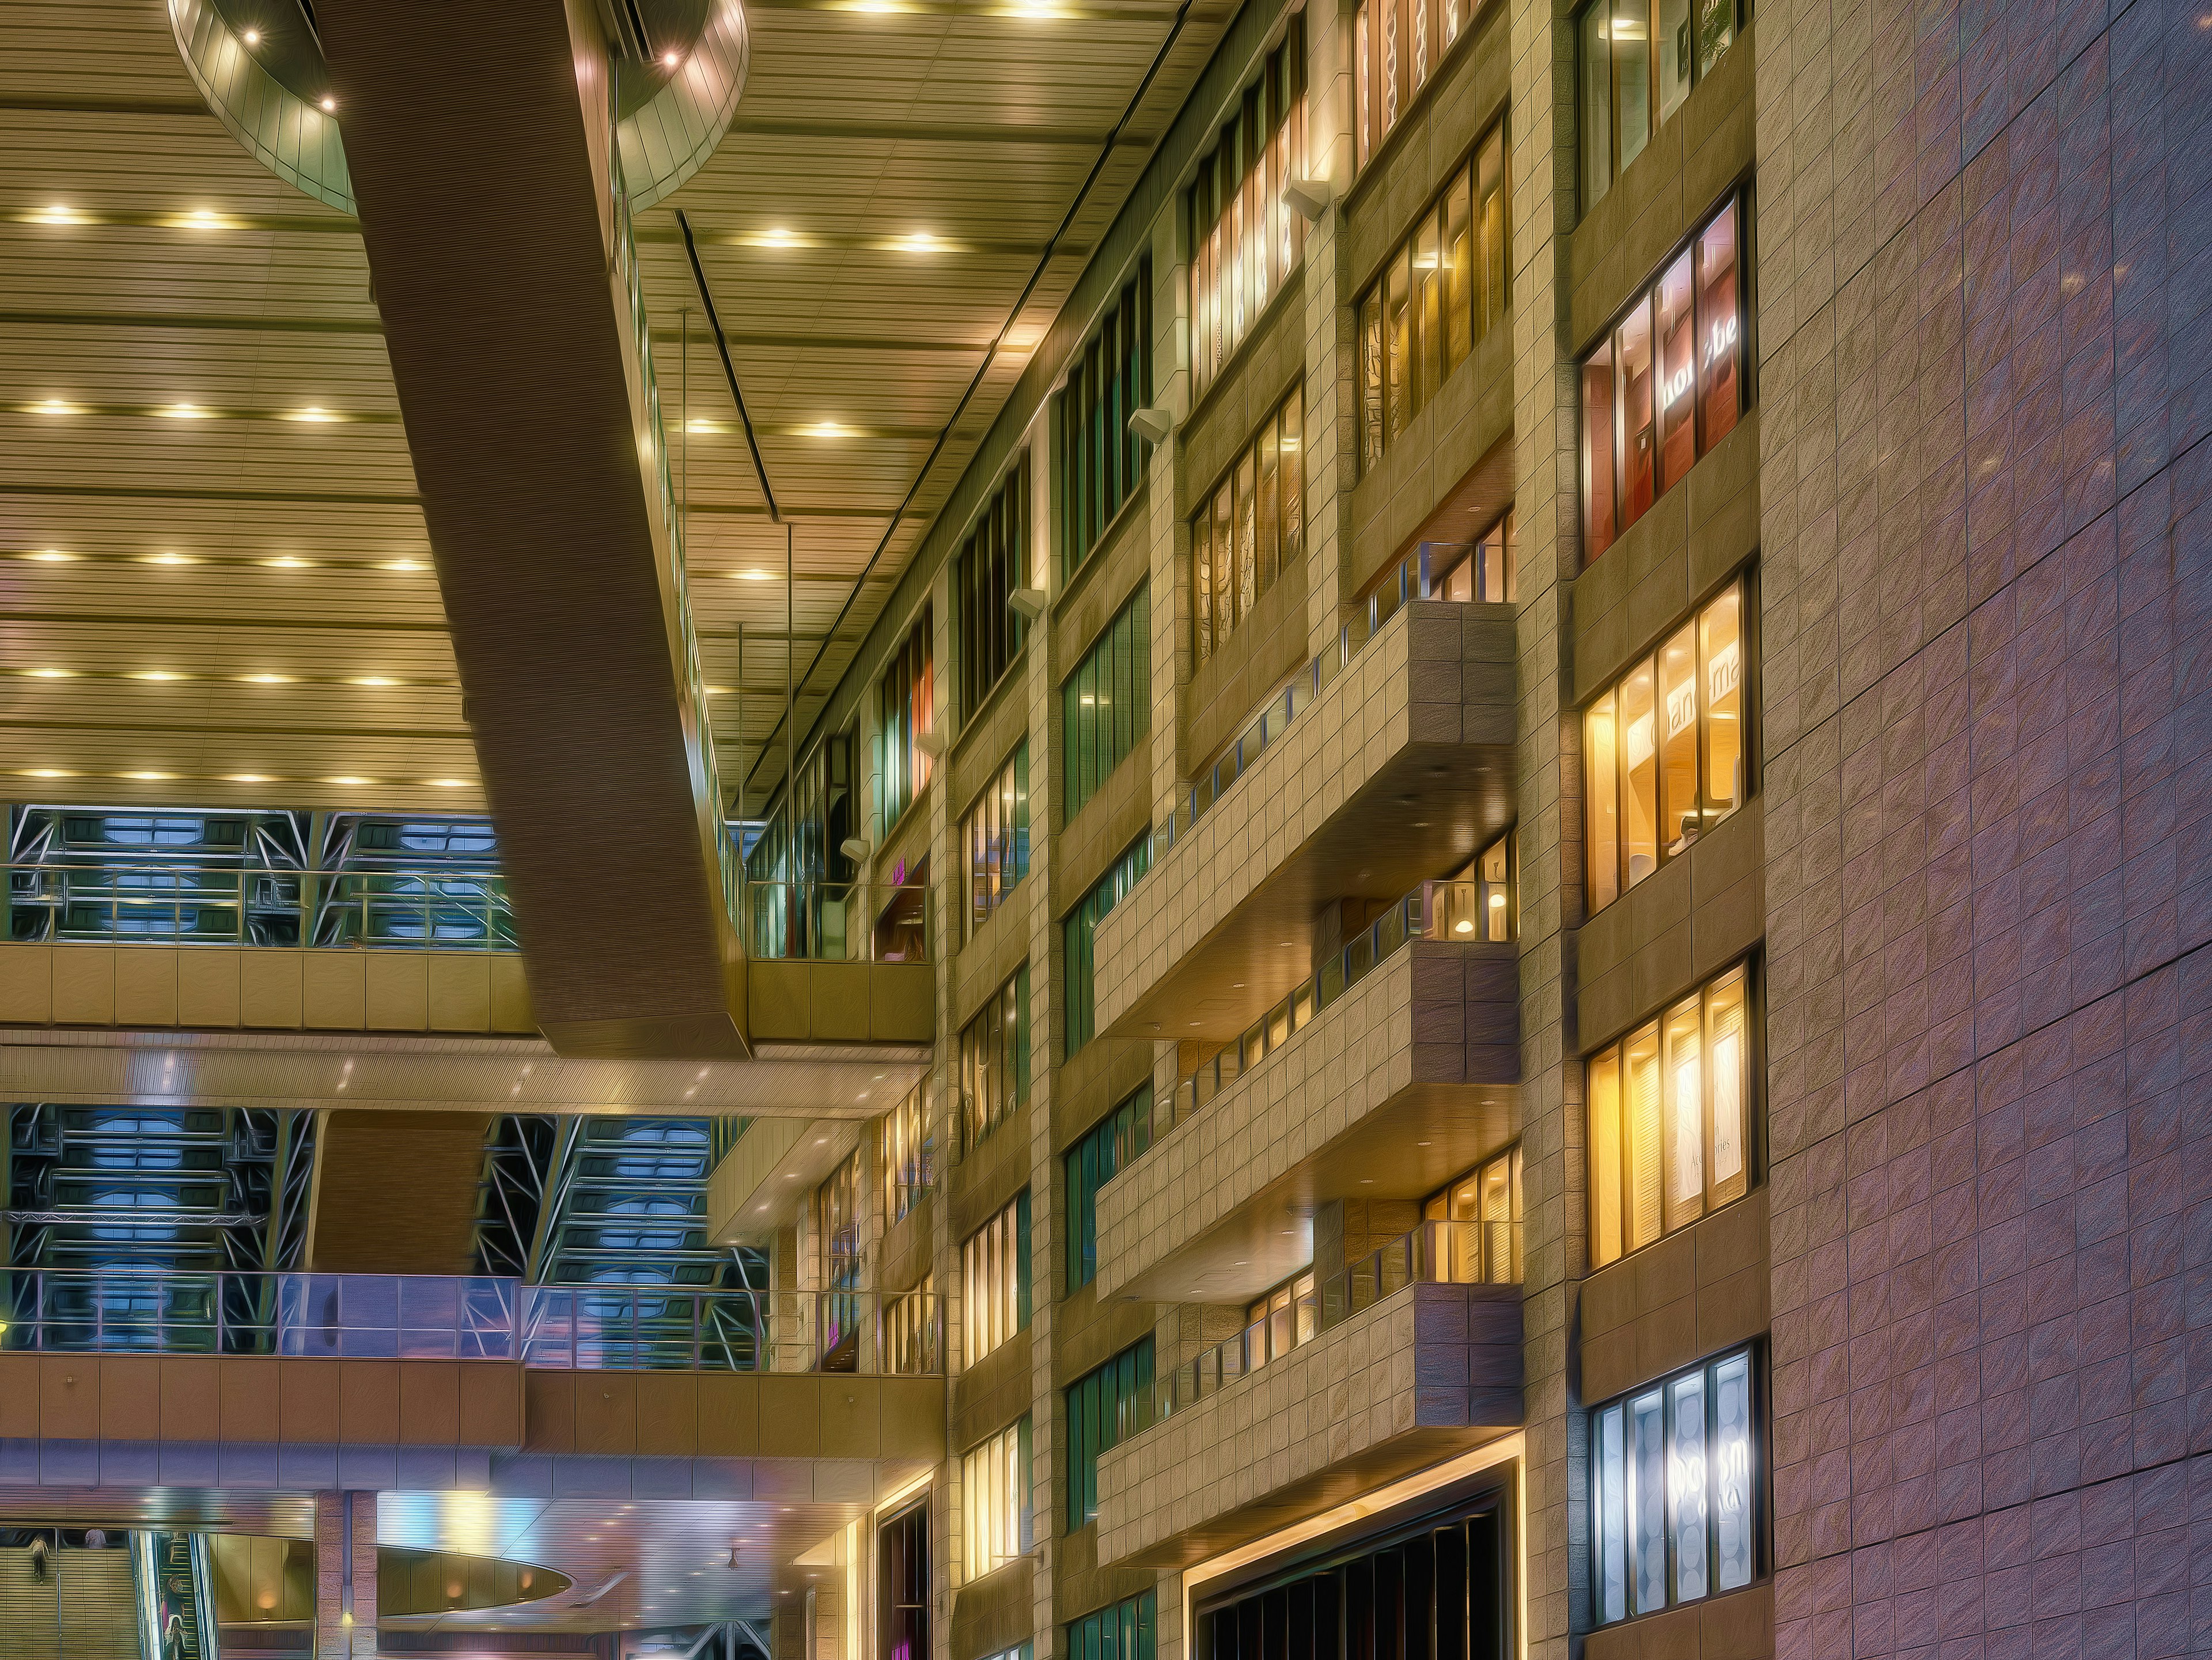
1579;0;1742;211
1066;1337;1153;1530
963;1190;1032;1364
1582;196;1743;559
1353;0;1483;169
1190;16;1308;403
1193;386;1305;668
1583;578;1745;907
1423;1143;1523;1283
1062;583;1150;821
877;610;934;836
960;967;1031;1152
963;740;1031;939
957;457;1030;718
877;1082;930;1226
1586;962;1752;1268
961;1416;1033;1582
884;1273;940;1374
1064;1088;1152;1291
878;1498;930;1660
1068;1591;1154;1660
1358;122;1508;476
1063;837;1151;1056
1590;1347;1760;1624
1056;263;1152;582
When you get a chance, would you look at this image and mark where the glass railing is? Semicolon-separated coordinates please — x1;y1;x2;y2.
6;863;517;949
0;1270;943;1375
741;880;933;962
1143;1218;1519;1426
1147;540;1493;866
1122;878;1490;1154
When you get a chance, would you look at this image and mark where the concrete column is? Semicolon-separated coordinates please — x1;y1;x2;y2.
313;1491;377;1660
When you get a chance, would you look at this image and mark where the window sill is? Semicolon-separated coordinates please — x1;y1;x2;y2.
1181;267;1305;445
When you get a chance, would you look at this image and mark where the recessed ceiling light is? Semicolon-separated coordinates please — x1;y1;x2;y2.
24;769;73;778
33;398;76;415
263;555;310;567
121;771;175;781
733;568;775;580
26;668;74;679
350;676;398;687
33;207;85;226
143;552;196;565
239;673;292;684
325;776;370;785
380;558;427;572
27;549;75;561
704;684;732;695
227;774;273;783
803;421;853;439
285;406;340;423
663;48;681;65
157;403;208;419
242;27;260;43
130;670;184;681
320;96;337;112
427;778;471;788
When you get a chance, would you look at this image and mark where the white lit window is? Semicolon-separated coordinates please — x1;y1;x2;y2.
961;1417;1033;1582
961;1192;1031;1364
1590;1347;1758;1625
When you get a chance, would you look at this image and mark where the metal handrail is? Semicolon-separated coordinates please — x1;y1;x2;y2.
1119;878;1491;1159
5;861;517;949
1147;540;1494;868
740;880;934;962
0;1270;944;1375
1143;1217;1519;1425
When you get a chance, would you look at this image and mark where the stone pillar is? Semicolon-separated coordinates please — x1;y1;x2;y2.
313;1491;377;1660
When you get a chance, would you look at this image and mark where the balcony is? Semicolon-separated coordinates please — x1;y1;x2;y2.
1092;592;1516;1043
1094;1221;1522;1567
1094;882;1518;1303
738;879;937;1048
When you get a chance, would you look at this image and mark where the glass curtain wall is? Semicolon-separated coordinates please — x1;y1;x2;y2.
1057;263;1153;581
1586;962;1753;1267
1581;196;1743;558
963;741;1031;939
1193;386;1305;667
1422;1143;1523;1282
1578;0;1742;210
961;1417;1034;1581
1064;1088;1152;1290
960;967;1032;1152
1189;15;1308;403
877;610;934;837
1357;122;1509;474
1062;583;1151;820
958;458;1031;718
1063;837;1152;1055
961;1190;1032;1364
1353;0;1484;168
1069;1591;1154;1660
1066;1337;1154;1529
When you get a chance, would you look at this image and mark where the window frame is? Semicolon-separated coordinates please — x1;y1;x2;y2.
1064;1336;1154;1532
1575;0;1747;214
961;739;1031;941
959;966;1032;1154
1060;583;1152;823
961;1189;1033;1364
1063;1088;1153;1291
1062;835;1152;1057
1055;262;1153;585
876;608;935;839
1191;383;1306;669
956;457;1032;720
960;1415;1035;1583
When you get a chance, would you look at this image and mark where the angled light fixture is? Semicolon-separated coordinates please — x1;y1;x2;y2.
1008;587;1047;621
1127;405;1173;444
1283;175;1335;221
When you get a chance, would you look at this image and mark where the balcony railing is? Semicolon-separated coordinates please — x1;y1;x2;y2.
1145;1217;1518;1425
6;863;517;950
1117;878;1491;1159
0;1270;942;1375
741;880;933;962
1147;540;1490;867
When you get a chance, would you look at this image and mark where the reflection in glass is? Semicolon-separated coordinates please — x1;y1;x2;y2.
1597;1402;1629;1623
1589;1045;1623;1265
1662;994;1704;1232
1658;621;1699;853
1706;968;1748;1204
1702;581;1743;815
1712;1352;1753;1589
1630;1387;1666;1612
1615;297;1656;523
1670;1370;1708;1600
1619;660;1657;887
1656;251;1697;490
1657;0;1692;121
1624;1022;1662;1253
1698;203;1741;448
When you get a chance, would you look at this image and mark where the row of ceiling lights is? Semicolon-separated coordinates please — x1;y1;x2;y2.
13;767;472;786
23;398;897;438
13;549;426;572
5;665;765;697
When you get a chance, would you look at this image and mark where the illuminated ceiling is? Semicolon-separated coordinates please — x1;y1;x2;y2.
0;0;1229;817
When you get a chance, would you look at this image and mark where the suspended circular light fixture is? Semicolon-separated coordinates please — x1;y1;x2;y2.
166;0;748;215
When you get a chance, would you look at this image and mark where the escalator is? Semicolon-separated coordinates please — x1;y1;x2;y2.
132;1532;218;1660
0;1532;143;1660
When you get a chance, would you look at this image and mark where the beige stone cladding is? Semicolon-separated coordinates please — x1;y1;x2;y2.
1092;600;1516;1037
1093;941;1519;1301
1093;1280;1522;1570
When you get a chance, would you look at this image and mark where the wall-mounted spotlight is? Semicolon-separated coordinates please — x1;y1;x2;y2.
1127;406;1173;444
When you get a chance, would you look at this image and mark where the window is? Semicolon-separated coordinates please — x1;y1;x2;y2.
963;741;1031;939
1423;1144;1522;1282
1358;122;1509;475
1244;1271;1317;1366
1193;385;1305;667
1353;0;1484;170
957;458;1031;717
1591;1347;1760;1624
1420;509;1517;603
960;1417;1033;1582
1581;196;1743;559
1475;829;1516;940
1068;1591;1154;1660
1062;583;1150;820
877;1083;930;1226
962;1190;1032;1364
878;1498;930;1660
877;610;934;835
884;1273;940;1375
1580;0;1741;211
1062;837;1151;1055
1189;17;1308;403
1582;578;1746;908
1056;263;1153;581
1066;1337;1153;1530
960;967;1032;1152
1065;1089;1152;1291
1195;1499;1505;1660
1586;962;1752;1268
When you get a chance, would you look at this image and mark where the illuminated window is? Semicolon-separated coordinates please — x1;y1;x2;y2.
960;1417;1033;1582
1192;385;1304;667
962;740;1030;939
1579;0;1742;211
1063;837;1150;1056
1353;0;1480;169
1062;583;1150;820
957;458;1030;717
1056;263;1152;582
1583;578;1745;909
1065;1337;1152;1529
876;1083;931;1226
1189;16;1308;403
884;1274;939;1375
1357;123;1508;475
1064;1088;1150;1290
877;610;934;834
1422;1143;1522;1281
1242;1270;1317;1366
959;967;1031;1152
1590;1346;1760;1624
1581;196;1743;559
1586;962;1752;1268
961;1190;1031;1364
